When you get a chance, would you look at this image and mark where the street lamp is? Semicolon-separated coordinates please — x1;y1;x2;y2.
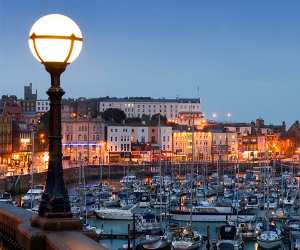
28;14;83;223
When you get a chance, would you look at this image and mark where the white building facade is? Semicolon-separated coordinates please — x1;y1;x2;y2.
98;97;201;121
107;125;131;153
106;124;172;153
36;100;50;113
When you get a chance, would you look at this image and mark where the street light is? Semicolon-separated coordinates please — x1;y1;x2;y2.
28;14;83;222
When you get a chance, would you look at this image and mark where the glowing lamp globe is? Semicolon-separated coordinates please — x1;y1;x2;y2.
28;14;83;64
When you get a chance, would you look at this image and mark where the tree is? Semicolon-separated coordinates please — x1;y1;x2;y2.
102;108;126;123
141;114;150;123
125;117;142;124
150;113;167;125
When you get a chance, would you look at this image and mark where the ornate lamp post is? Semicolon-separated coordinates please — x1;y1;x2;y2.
28;14;83;227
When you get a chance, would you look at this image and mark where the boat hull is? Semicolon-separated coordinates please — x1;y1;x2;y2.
257;238;282;249
95;210;133;220
172;241;200;250
170;213;255;222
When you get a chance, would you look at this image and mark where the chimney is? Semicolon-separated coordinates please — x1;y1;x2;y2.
256;118;264;127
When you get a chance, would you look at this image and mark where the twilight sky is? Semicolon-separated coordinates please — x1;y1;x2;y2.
0;1;300;125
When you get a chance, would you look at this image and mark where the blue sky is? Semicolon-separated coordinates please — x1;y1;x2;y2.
0;1;300;125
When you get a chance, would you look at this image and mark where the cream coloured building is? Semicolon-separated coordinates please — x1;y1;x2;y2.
98;97;201;121
172;129;238;161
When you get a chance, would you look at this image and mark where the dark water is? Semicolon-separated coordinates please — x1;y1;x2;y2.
88;219;287;250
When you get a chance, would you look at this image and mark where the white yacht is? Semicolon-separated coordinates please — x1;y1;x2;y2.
283;195;296;206
257;231;282;249
139;195;151;208
136;212;160;233
95;204;136;220
170;201;235;222
0;192;13;205
120;174;137;186
21;185;44;208
172;226;202;250
246;195;259;210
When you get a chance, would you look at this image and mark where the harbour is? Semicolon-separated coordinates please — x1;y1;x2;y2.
4;161;300;250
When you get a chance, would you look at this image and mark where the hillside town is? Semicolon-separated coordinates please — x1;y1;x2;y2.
0;83;299;176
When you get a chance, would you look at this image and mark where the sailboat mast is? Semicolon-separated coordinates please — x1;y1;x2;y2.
158;115;163;228
189;111;194;225
30;130;35;210
266;149;270;230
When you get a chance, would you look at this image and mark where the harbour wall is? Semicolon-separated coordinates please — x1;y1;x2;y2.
0;203;106;250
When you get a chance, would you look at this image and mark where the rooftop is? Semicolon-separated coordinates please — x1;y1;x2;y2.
98;96;200;103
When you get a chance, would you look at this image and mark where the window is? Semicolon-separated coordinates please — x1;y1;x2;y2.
110;137;113;141
115;145;117;151
115;137;117;142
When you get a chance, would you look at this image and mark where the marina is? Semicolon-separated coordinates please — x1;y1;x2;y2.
6;160;300;249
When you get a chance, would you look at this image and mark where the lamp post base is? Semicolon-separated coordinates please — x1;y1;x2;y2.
31;215;82;231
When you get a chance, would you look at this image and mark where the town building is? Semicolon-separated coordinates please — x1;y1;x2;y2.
20;83;37;114
61;115;106;166
176;111;206;128
106;123;173;162
2;97;22;120
0;115;12;170
238;134;266;160
209;129;238;161
224;123;253;136
172;127;238;162
98;97;201;121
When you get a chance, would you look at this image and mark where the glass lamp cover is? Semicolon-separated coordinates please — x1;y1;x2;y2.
29;14;83;64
